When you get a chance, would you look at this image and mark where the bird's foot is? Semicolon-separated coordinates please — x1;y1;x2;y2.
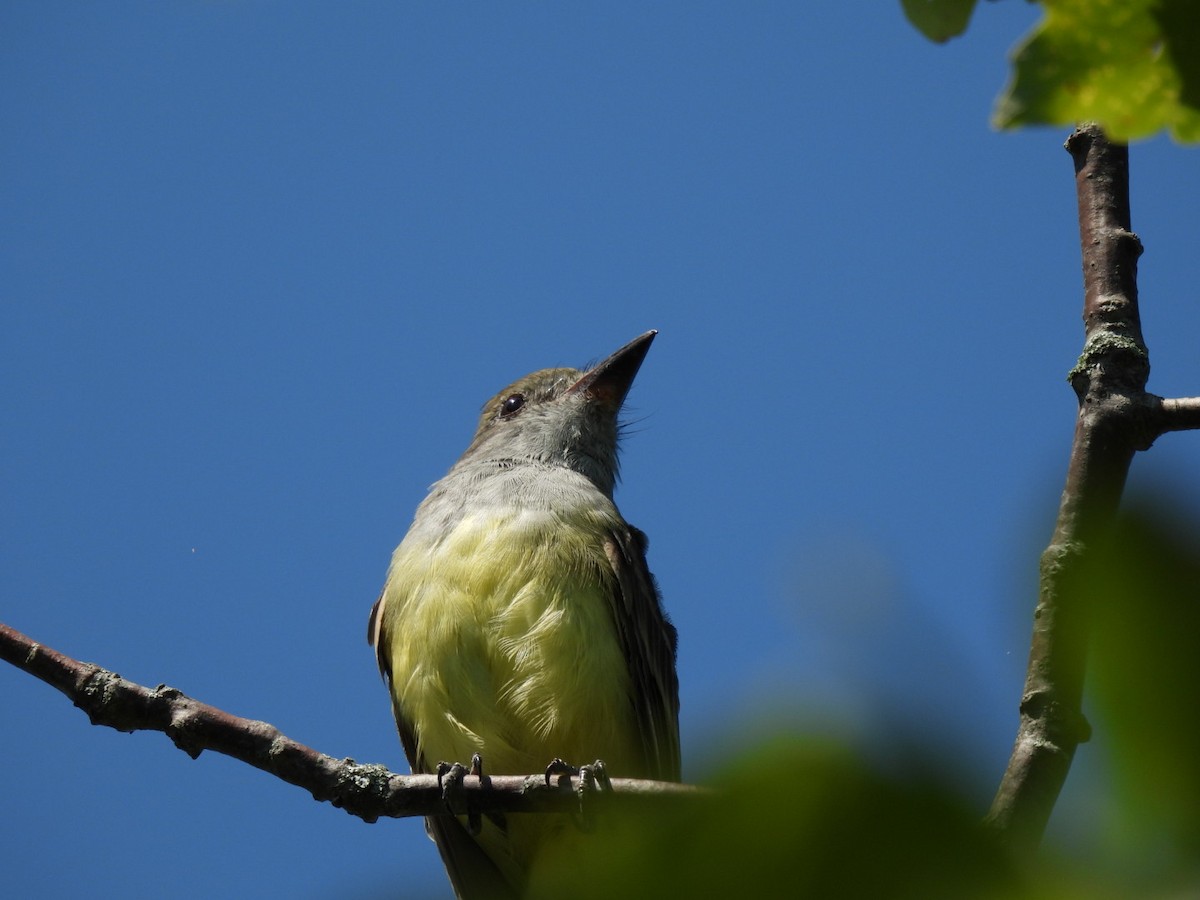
437;753;485;835
544;758;611;831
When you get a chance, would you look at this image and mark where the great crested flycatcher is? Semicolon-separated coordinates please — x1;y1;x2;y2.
368;330;680;899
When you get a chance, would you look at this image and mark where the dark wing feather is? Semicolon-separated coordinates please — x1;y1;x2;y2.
368;589;421;766
425;816;519;900
367;590;390;679
604;524;681;781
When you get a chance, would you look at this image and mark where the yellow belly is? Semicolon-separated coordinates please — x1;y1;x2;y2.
380;508;640;879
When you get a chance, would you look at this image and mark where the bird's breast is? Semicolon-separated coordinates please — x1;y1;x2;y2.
381;504;640;777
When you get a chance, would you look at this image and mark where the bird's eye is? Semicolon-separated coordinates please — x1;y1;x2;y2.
500;393;525;418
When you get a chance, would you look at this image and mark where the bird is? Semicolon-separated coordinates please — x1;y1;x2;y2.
368;330;680;898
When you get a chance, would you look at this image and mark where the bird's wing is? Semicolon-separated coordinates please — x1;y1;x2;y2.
367;589;421;766
604;524;681;782
367;589;388;674
425;815;519;900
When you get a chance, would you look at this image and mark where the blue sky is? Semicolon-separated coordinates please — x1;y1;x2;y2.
4;3;1199;897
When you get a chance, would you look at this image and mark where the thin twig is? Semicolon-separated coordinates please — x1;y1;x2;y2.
1157;396;1200;434
0;621;703;823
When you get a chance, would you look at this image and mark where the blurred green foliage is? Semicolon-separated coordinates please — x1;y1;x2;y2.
901;0;978;42
1088;503;1200;884
526;500;1200;897
904;0;1200;142
534;737;1029;898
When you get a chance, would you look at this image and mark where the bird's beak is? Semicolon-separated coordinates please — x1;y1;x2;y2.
570;330;657;410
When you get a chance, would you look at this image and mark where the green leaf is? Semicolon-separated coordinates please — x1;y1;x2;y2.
901;0;979;43
993;0;1200;142
1154;0;1200;112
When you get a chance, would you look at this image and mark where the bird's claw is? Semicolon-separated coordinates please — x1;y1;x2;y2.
544;757;611;831
436;754;485;834
544;757;578;787
579;759;612;794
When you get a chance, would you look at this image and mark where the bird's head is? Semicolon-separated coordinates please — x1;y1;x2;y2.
460;330;656;498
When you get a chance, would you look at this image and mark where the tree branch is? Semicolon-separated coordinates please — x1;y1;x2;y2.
1157;396;1200;434
0;621;701;823
985;124;1152;851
